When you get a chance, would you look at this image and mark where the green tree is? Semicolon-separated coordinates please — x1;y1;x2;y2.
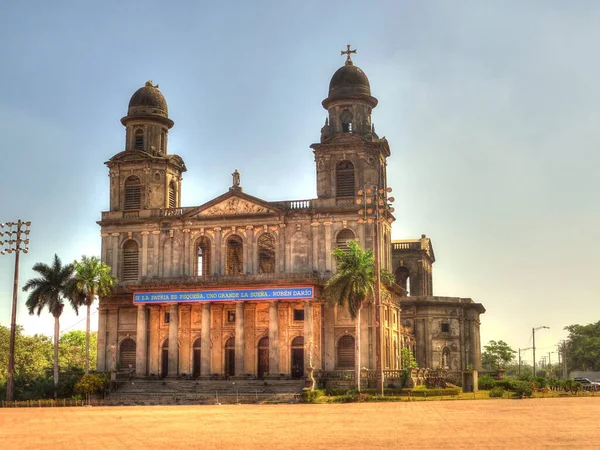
482;340;516;371
22;254;77;397
324;240;394;393
0;324;53;387
564;321;600;372
59;330;97;372
68;256;115;373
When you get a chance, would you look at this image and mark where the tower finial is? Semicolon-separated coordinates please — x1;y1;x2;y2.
341;44;357;65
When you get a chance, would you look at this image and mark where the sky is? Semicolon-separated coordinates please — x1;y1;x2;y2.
1;1;598;366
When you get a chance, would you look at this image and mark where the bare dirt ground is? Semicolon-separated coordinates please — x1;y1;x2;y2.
1;397;598;449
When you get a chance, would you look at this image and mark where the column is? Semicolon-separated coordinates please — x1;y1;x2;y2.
148;306;160;375
179;305;192;375
111;233;120;278
152;231;160;277
324;222;333;271
168;303;179;376
97;308;108;372
268;301;280;376
107;308;118;370
311;222;319;271
304;301;314;372
135;305;147;376
324;304;335;370
234;302;245;377
201;303;211;377
213;227;222;275
141;232;149;278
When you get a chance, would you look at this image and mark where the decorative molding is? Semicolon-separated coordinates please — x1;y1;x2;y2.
199;198;273;216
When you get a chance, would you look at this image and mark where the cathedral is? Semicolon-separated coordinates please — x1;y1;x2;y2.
96;49;484;383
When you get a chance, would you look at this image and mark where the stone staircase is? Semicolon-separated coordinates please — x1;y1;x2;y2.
103;378;305;406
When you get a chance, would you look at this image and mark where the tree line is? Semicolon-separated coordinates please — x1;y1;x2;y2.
14;254;114;398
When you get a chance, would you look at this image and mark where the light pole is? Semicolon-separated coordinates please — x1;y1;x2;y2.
1;220;31;402
532;325;549;377
518;347;532;377
356;185;395;395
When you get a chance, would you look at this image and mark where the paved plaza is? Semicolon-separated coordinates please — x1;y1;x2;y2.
1;397;598;449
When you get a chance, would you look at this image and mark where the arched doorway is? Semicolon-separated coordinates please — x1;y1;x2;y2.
290;336;304;379
192;338;201;378
224;337;235;377
337;335;355;369
257;337;269;379
161;339;169;378
119;338;136;371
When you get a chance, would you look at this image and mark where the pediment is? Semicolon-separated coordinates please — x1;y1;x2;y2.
184;190;281;218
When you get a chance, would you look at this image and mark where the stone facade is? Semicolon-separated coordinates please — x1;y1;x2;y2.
97;53;484;379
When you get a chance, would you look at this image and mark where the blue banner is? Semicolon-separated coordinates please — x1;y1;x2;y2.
133;286;314;304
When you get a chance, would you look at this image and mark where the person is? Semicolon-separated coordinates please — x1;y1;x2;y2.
232;169;240;187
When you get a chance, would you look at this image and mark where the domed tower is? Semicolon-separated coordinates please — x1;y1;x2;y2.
311;47;390;200
105;81;186;212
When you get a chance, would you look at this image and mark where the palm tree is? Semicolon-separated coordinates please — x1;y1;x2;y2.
324;240;376;393
69;256;115;374
324;240;395;393
22;254;77;397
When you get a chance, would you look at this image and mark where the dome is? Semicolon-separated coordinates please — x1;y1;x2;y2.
328;63;372;99
127;81;169;118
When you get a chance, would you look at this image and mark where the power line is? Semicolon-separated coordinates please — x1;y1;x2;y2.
60;308;98;334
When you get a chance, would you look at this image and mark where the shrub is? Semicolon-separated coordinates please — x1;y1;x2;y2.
512;380;533;398
489;387;505;398
74;373;109;396
532;376;547;390
301;389;325;403
478;374;495;390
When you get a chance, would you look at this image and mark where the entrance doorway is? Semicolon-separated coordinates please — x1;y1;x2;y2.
192;338;201;378
224;337;235;377
290;336;304;379
257;337;269;379
161;339;169;378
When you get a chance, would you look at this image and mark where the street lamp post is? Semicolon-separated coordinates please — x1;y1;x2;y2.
532;325;549;377
1;220;31;402
356;185;395;395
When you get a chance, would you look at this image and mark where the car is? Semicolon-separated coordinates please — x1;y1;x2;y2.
573;377;600;391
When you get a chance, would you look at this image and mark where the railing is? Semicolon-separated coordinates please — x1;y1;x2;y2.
392;242;421;251
271;199;313;210
160;207;184;217
123;210;139;218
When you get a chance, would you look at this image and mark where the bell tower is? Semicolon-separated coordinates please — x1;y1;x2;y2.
311;47;390;201
106;81;186;212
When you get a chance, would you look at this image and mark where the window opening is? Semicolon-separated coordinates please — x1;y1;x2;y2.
441;322;450;333
293;309;305;321
336;228;356;253
258;233;276;274
124;176;142;210
134;129;144;150
168;181;176;208
227;311;236;323
122;240;139;281
226;235;243;275
164;312;170;324
337;335;355;369
195;236;211;277
335;160;355;197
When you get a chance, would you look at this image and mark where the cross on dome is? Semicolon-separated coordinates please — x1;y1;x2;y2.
341;44;357;65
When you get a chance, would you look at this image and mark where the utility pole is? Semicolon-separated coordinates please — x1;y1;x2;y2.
1;220;31;402
518;347;532;377
357;185;395;395
532;326;549;377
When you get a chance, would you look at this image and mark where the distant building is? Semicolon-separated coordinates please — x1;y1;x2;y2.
96;50;484;380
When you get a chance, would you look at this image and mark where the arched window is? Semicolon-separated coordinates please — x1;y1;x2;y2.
257;233;276;274
336;228;356;253
336;160;355;197
257;336;269;379
124;176;142;210
168;180;176;208
394;266;410;296
195;236;211;277
122;240;139;281
340;109;353;133
226;235;243;275
224;337;235;377
337;335;355;369
134;129;144;150
119;338;136;370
